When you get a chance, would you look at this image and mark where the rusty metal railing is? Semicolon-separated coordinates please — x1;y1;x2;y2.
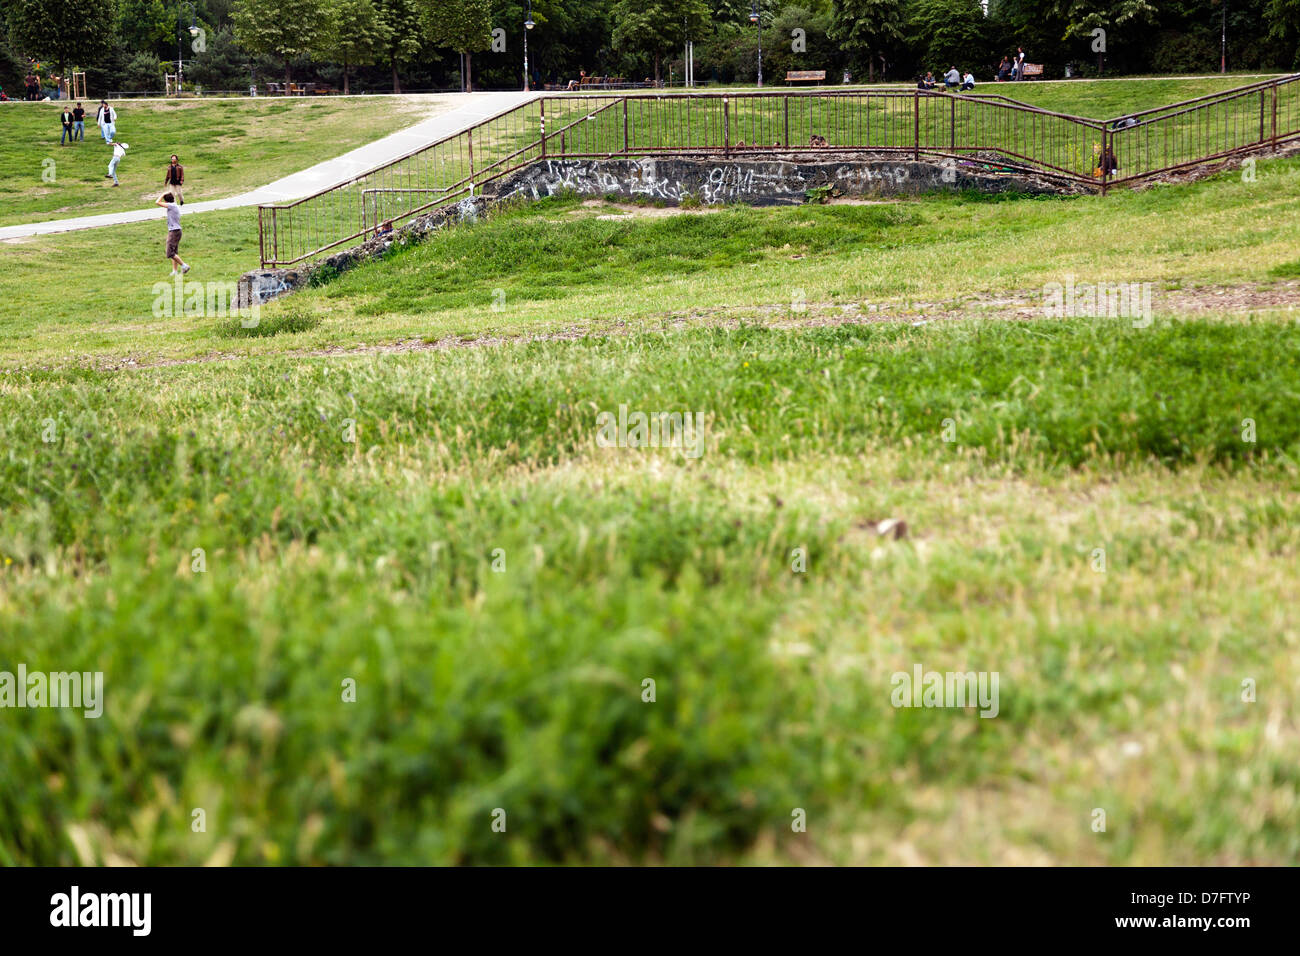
258;77;1300;267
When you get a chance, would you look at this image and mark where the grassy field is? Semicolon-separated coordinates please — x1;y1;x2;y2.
2;151;1298;367
0;96;451;226
2;78;1299;866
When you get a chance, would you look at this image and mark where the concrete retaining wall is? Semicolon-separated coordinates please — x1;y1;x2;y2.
492;154;1082;206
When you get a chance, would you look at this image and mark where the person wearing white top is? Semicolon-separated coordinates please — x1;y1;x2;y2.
107;141;128;186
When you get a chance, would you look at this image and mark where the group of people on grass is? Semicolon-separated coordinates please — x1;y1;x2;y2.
916;48;1028;91
918;68;976;92
56;100;117;144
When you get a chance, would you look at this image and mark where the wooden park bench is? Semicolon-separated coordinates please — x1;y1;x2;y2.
1021;63;1045;79
785;70;827;86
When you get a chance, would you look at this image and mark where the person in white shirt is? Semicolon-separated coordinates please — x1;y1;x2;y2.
96;101;117;142
106;141;129;186
962;71;975;91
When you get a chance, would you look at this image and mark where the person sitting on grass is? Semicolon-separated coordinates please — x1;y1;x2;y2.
376;219;394;237
155;192;190;277
962;71;976;92
922;71;937;90
944;66;961;90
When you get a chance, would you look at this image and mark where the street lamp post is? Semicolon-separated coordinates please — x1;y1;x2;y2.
177;3;198;94
1220;1;1227;74
524;1;535;91
749;2;762;89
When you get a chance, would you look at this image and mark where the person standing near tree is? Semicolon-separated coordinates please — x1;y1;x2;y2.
163;155;186;204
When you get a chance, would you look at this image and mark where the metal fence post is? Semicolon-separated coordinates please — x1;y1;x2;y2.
783;95;789;147
1101;127;1111;196
1272;83;1279;148
624;98;630;153
913;89;920;160
724;97;730;155
271;208;278;265
540;98;546;157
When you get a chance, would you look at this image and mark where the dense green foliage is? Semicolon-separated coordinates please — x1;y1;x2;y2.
2;0;1298;95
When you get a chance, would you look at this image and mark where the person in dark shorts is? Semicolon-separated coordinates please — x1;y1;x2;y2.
154;192;190;276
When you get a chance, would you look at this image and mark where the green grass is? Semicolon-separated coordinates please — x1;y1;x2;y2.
0;96;450;226
4;151;1298;368
3;83;1300;865
2;318;1298;865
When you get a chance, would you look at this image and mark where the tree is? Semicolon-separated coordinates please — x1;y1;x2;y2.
6;0;117;76
231;0;334;88
327;0;389;93
903;0;989;76
1265;0;1300;67
376;0;424;92
829;0;906;79
611;0;709;83
428;0;491;90
122;51;165;91
1043;0;1159;72
114;0;175;63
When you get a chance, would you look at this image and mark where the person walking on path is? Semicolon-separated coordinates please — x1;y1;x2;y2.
60;106;74;145
163;155;185;204
106;140;129;186
72;102;85;141
155;192;189;276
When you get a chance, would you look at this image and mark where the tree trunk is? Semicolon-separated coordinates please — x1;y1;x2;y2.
284;59;291;92
392;60;400;94
465;53;473;93
868;55;874;83
654;53;661;85
343;61;350;95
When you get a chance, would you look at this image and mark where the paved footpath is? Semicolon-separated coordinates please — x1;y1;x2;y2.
0;91;536;241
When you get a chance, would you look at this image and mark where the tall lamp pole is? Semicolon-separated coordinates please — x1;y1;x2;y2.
749;2;762;88
524;1;535;91
177;3;198;94
1220;1;1227;74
